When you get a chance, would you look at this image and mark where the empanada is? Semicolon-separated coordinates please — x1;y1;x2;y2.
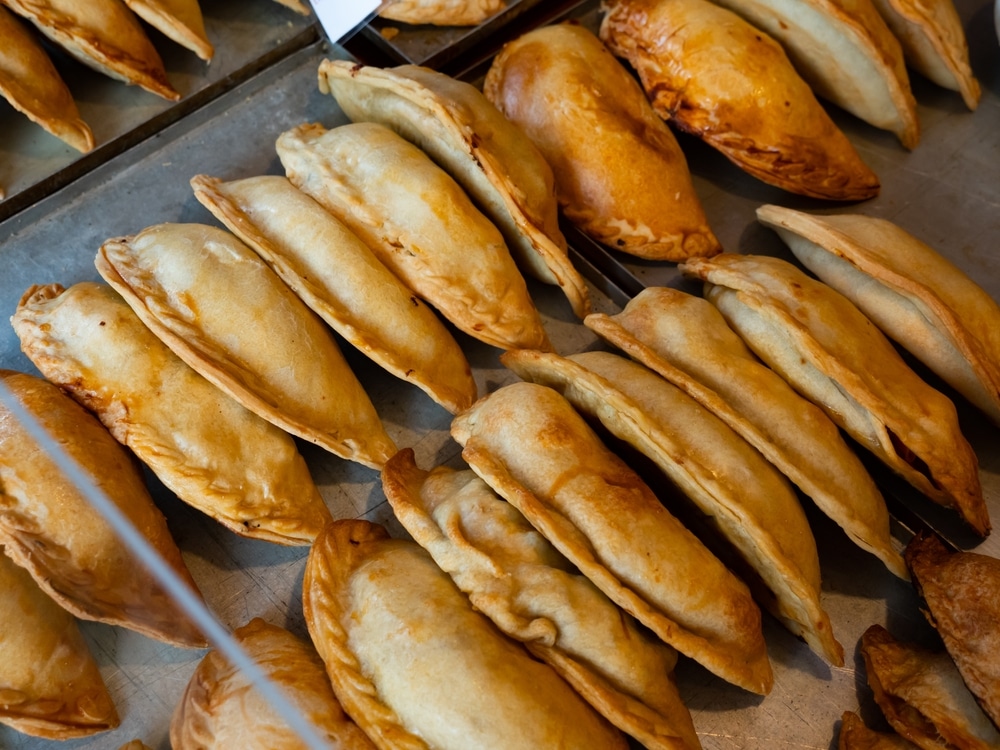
681;253;988;536
123;0;213;61
276;122;551;352
860;624;1000;749
600;0;881;201
483;23;719;262
303;519;629;749
317;59;590;318
12;282;332;546
4;0;179;101
96;222;396;469
757;205;1000;426
0;370;206;648
378;0;504;25
905;532;1000;727
585;287;905;579
382;449;701;750
271;0;309;14
0;550;118;739
190;174;476;415
451;381;773;694
171;617;375;750
839;711;917;749
0;5;94;153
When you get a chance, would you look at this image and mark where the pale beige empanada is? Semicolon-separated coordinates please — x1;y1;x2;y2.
4;0;179;101
0;370;206;648
190;174;476;415
0;5;94;153
451;381;773;694
303;519;629;749
317;59;590;318
681;254;988;536
758;205;1000;427
276;122;551;352
585;287;905;579
839;711;918;749
382;449;701;750
12;282;332;545
123;0;213;61
96;222;396;469
483;23;719;262
0;550;118;739
171;617;375;750
600;0;881;200
378;0;504;25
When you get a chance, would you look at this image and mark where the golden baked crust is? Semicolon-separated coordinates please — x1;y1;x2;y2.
123;0;213;61
484;23;719;262
838;711;917;749
13;282;332;545
378;0;504;25
599;0;881;200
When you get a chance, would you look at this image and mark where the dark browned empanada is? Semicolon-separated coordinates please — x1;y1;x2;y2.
838;711;917;749
123;0;213;61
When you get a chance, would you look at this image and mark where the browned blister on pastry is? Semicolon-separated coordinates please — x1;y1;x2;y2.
599;0;881;200
0;370;206;648
382;448;701;750
483;23;719;262
378;0;504;25
838;711;917;749
303;519;629;749
12;282;332;545
123;0;213;61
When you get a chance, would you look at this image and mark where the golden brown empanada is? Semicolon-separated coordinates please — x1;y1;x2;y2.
0;5;94;153
118;741;153;750
585;287;905;579
757;205;1000;427
123;0;213;61
905;532;1000;727
599;0;881;200
378;0;504;25
171;617;376;750
681;253;988;536
317;59;590;318
12;282;332;546
277;122;551;352
839;711;918;749
451;381;773;694
483;23;719;262
0;550;118;739
96;222;396;469
860;624;1000;749
382;449;701;750
4;0;179;101
303;519;629;749
190;174;476;415
0;370;206;648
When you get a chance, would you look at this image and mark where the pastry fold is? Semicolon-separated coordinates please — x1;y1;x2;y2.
681;253;988;536
599;0;881;200
303;519;629;749
378;0;504;25
483;23;719;262
317;59;590;319
757;205;1000;427
838;711;915;749
12;282;332;545
123;0;213;61
277;122;551;352
585;287;904;579
191;174;476;415
96;222;396;469
382;448;701;750
451;381;773;694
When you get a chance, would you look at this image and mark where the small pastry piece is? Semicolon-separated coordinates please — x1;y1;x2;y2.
860;625;1000;749
118;742;153;750
171;618;375;750
96;222;396;469
382;449;701;750
303;519;629;749
599;0;882;200
272;0;309;14
378;0;504;26
585;287;905;579
758;205;1000;427
484;23;719;262
905;532;1000;727
839;711;916;749
13;282;332;546
451;381;773;695
0;5;94;153
317;59;590;318
277;122;551;352
0;370;206;648
123;0;213;62
4;0;179;101
190;174;476;415
681;253;988;536
0;550;118;739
